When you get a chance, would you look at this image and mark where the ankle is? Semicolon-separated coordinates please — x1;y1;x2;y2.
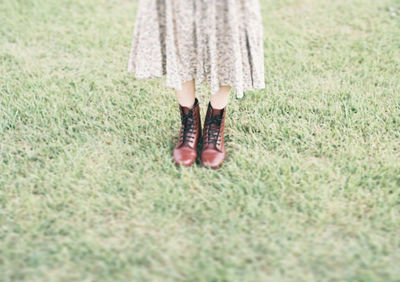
209;100;227;110
179;98;197;109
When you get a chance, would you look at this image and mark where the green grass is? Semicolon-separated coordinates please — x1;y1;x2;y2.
1;0;400;281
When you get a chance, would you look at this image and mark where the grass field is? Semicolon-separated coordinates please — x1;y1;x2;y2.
1;0;400;281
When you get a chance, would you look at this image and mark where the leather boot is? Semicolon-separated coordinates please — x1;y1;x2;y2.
172;98;201;166
201;102;227;168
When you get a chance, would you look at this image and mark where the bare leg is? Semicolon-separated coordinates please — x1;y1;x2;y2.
175;80;196;108
172;79;201;167
210;86;231;109
201;86;231;168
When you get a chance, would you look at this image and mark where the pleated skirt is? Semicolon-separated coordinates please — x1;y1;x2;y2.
128;0;265;98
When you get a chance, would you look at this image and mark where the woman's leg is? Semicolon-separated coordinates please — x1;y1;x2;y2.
172;80;201;166
201;86;231;168
175;82;231;109
175;80;196;107
210;86;231;109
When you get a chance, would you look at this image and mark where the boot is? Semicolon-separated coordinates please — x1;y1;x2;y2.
201;102;227;168
172;98;201;166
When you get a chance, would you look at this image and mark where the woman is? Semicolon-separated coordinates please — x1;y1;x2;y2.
128;0;265;168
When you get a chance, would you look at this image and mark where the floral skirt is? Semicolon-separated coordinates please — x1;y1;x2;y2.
128;0;265;98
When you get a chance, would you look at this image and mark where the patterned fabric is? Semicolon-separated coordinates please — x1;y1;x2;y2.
128;0;265;98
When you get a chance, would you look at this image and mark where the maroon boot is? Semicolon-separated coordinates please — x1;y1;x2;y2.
201;102;227;168
172;98;201;166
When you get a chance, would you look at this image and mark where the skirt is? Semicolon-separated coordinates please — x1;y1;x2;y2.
127;0;265;98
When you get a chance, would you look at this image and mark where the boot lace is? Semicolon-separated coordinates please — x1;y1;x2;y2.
180;110;197;143
204;114;223;146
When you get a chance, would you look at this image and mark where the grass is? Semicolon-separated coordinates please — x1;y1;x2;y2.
1;0;400;281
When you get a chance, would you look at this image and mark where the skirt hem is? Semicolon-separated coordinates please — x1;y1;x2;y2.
127;69;265;99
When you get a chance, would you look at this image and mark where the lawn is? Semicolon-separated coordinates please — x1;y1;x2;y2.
1;0;400;281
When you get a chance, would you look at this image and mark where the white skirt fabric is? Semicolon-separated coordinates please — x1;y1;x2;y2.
128;0;265;98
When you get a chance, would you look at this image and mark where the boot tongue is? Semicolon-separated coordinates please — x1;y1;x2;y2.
181;101;196;115
211;107;224;119
212;108;223;116
209;102;224;117
182;107;191;115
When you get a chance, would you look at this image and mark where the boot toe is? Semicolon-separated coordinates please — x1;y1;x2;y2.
173;147;197;166
201;148;225;168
